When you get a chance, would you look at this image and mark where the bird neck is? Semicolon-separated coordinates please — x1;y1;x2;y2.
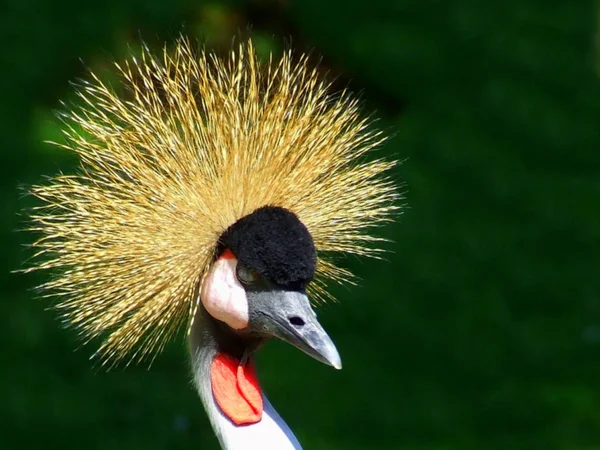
189;305;303;450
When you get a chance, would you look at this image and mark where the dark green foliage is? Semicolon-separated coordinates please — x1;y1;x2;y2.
2;0;600;449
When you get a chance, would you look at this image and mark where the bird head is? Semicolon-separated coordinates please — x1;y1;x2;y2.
24;37;399;370
201;205;341;369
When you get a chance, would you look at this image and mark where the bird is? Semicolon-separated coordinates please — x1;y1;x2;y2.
25;37;399;449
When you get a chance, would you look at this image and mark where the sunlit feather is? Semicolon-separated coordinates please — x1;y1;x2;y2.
25;38;399;365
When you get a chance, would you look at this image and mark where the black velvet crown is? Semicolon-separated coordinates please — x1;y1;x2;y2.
218;206;317;290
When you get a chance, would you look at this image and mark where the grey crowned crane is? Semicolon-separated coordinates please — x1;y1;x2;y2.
25;38;399;449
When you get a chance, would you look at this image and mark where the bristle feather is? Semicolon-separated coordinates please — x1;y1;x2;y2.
25;38;400;365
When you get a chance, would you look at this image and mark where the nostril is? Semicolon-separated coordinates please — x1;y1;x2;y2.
288;316;305;327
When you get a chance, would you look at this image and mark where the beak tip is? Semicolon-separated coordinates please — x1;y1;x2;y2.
324;347;342;370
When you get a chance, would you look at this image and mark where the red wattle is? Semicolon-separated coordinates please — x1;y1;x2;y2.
211;353;263;425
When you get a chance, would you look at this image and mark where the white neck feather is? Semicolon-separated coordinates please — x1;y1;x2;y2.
190;343;303;450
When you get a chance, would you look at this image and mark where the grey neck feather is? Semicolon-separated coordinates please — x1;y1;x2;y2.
188;304;303;450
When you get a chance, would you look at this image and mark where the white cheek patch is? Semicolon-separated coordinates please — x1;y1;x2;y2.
200;256;249;329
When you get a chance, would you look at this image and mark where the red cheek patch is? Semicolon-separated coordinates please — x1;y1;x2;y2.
211;353;263;425
219;249;236;260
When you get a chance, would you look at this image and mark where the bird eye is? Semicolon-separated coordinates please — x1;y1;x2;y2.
236;263;258;285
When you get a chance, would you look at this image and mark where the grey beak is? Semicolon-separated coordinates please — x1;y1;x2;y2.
247;290;342;370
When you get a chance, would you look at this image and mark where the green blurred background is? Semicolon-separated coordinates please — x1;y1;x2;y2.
3;0;600;449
